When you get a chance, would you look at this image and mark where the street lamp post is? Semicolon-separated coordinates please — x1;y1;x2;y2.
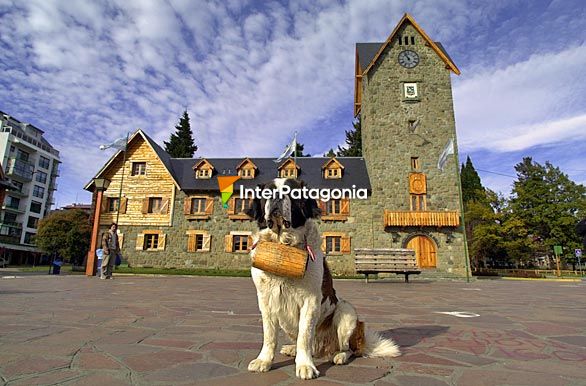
85;177;111;276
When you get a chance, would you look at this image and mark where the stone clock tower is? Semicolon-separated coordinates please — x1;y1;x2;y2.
355;14;468;277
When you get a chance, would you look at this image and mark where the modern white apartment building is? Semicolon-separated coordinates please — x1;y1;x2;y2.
0;111;60;263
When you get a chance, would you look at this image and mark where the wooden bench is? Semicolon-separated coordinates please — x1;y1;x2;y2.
355;248;421;283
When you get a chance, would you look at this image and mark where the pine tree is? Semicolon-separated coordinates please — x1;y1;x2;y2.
337;116;362;157
293;143;310;157
324;148;336;157
164;111;197;158
460;156;485;207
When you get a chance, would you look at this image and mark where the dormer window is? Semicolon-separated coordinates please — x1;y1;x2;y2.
236;158;257;179
322;157;344;179
193;159;214;180
278;158;299;179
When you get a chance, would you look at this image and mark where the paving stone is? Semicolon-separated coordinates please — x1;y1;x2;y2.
77;352;123;370
140;338;195;349
395;353;468;367
9;369;82;385
455;369;569;386
65;373;131;385
3;356;71;378
551;335;586;348
144;362;239;383
201;341;261;350
123;350;202;372
395;375;450;386
395;362;454;377
320;365;390;383
190;368;289;385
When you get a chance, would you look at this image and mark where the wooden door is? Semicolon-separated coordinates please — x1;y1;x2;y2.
406;236;437;268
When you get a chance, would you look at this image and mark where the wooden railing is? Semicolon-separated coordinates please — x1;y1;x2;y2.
384;210;460;227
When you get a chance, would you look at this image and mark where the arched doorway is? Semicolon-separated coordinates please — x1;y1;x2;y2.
406;235;437;268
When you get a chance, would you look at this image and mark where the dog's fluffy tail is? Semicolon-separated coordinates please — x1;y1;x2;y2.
362;329;401;358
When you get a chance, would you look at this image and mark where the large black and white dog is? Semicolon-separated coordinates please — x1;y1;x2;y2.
246;178;400;380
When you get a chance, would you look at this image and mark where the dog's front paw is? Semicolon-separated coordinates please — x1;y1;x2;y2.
280;344;297;357
248;358;271;373
296;363;319;379
333;351;351;365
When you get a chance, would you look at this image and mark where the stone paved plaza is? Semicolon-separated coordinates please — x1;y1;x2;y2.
0;273;585;385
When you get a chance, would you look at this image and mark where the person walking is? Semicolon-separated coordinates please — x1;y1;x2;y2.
101;223;120;279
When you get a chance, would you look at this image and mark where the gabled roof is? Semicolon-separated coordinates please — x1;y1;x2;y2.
193;159;215;170
236;158;258;170
361;13;460;75
322;157;345;170
84;129;180;191
277;158;300;170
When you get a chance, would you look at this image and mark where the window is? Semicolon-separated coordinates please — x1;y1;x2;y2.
33;185;45;198
326;168;341;179
240;168;253;178
148;197;162;213
6;196;20;209
411;157;420;170
234;198;251;214
27;216;38;229
131;162;146;176
326;200;341;215
145;233;159;250
12;180;23;192
186;230;211;252
411;36;415;45
30;201;42;213
410;194;426;211
190;197;206;214
39;156;50;169
24;232;35;245
408;119;419;133
16;149;29;162
281;168;297;178
35;171;47;184
233;235;249;252
196;169;211;178
326;236;341;254
9;145;15;153
108;197;120;212
3;212;17;223
322;232;351;254
136;230;165;251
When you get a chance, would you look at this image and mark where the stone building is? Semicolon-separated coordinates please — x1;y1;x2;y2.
85;14;467;277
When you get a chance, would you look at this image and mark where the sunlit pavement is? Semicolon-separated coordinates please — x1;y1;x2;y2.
1;275;585;385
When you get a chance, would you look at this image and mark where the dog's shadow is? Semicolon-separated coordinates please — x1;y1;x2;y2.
380;325;449;348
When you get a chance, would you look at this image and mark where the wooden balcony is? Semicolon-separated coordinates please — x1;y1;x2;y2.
384;210;460;227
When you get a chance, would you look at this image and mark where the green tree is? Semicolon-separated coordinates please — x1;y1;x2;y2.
324;148;336;157
509;157;586;258
293;142;310;157
164;111;198;158
460;156;485;206
36;209;92;266
337;116;362;157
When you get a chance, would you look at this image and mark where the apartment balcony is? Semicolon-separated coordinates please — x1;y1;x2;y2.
2;204;25;214
5;158;34;181
9;187;29;197
384;210;460;228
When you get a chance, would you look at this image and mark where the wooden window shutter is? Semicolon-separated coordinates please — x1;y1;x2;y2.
224;235;233;252
135;234;145;250
409;173;427;194
247;235;253;251
341;235;351;254
187;234;196;252
101;197;108;213
205;197;214;215
160;198;169;214
119;197;128;214
141;198;149;214
158;234;166;250
118;233;124;249
318;200;326;214
227;198;235;214
321;236;326;253
184;197;192;215
340;199;350;216
202;234;211;252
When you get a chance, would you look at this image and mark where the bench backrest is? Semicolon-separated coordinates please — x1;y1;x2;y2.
354;248;418;270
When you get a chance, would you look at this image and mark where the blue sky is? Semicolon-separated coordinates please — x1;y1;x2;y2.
0;0;584;207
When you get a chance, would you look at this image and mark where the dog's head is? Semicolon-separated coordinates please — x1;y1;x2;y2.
246;178;320;234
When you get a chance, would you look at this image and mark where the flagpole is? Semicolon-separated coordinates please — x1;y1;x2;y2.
293;131;297;164
115;132;129;224
452;135;471;283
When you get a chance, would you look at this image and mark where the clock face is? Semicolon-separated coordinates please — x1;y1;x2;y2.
398;50;419;68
